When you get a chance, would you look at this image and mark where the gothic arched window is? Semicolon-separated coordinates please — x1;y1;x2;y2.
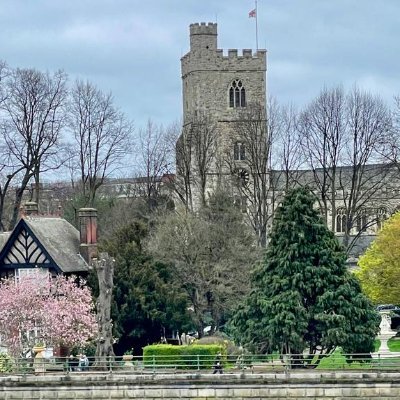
229;79;246;108
336;209;347;233
356;210;368;233
234;142;246;160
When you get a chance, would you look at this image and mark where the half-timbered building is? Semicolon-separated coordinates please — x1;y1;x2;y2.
0;202;97;280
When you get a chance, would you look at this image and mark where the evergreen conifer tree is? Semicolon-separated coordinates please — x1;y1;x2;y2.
230;187;379;361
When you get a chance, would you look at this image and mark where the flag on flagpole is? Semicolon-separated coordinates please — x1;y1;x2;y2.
249;8;256;18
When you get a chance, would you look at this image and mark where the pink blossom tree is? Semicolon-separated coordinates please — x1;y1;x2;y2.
0;273;98;357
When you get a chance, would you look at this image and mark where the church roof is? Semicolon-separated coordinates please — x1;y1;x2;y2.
0;216;88;274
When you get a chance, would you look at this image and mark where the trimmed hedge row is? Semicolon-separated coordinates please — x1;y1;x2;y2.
0;353;12;372
143;344;224;369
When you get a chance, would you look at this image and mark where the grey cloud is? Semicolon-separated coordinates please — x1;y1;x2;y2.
0;0;398;129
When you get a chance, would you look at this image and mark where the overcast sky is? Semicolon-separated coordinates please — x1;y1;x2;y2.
1;0;399;130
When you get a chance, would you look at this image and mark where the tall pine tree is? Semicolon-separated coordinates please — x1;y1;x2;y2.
230;187;379;361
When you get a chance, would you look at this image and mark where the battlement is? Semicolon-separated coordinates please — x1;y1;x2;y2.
182;48;266;61
181;47;266;76
189;22;218;51
189;22;217;36
215;48;266;58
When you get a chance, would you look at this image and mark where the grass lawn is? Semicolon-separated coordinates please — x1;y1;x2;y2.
317;349;372;370
373;338;400;352
316;342;400;370
388;338;400;352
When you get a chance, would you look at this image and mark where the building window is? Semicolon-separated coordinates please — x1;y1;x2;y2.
229;79;246;108
234;142;246;160
236;168;250;187
234;196;247;213
376;207;387;230
336;209;347;233
356;210;368;233
15;268;50;293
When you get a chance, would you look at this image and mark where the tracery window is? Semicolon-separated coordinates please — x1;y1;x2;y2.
336;208;347;233
229;79;246;108
356;210;368;233
236;168;250;187
234;142;246;160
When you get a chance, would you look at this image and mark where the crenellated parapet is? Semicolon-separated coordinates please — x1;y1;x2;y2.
189;22;218;52
181;47;266;77
184;22;266;73
189;22;217;36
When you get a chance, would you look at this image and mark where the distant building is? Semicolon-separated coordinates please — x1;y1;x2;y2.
175;22;400;265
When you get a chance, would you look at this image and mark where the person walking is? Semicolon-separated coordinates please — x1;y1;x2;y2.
79;354;89;371
212;352;223;374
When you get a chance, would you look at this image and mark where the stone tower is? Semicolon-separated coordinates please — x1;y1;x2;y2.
177;22;267;210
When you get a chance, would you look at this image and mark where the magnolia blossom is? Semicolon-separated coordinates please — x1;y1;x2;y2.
0;273;98;356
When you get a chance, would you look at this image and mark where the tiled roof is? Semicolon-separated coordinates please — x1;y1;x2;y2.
0;217;88;273
24;217;88;273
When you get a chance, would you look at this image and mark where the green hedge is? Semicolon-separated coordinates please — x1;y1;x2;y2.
143;344;224;369
0;353;13;372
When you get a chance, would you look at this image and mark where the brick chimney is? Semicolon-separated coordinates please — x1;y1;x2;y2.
78;208;98;264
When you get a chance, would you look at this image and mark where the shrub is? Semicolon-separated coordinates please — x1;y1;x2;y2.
143;344;223;369
0;353;13;373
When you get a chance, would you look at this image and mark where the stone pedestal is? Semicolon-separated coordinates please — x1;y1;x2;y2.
33;346;46;373
122;354;134;368
372;311;399;359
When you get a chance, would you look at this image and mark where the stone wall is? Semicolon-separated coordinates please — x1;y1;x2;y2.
1;371;400;399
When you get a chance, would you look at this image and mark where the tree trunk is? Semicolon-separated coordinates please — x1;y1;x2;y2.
9;173;31;230
94;253;115;370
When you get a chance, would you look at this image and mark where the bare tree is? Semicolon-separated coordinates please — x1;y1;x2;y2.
339;86;393;250
135;120;174;210
267;99;306;224
271;102;303;190
298;86;393;253
386;95;400;167
298;86;345;228
175;113;217;211
69;80;133;206
0;68;68;229
175;124;194;211
226;102;270;247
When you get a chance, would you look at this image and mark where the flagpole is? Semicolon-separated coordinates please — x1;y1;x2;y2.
255;0;258;50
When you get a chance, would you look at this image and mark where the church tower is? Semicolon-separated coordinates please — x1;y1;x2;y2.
177;22;267;210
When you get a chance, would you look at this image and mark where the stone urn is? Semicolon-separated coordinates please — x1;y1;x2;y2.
122;354;134;367
32;345;45;355
32;345;46;373
373;311;398;359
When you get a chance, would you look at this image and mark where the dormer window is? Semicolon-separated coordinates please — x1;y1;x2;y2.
234;142;246;161
229;79;246;108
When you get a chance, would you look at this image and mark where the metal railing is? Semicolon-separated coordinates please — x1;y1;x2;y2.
1;353;400;375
